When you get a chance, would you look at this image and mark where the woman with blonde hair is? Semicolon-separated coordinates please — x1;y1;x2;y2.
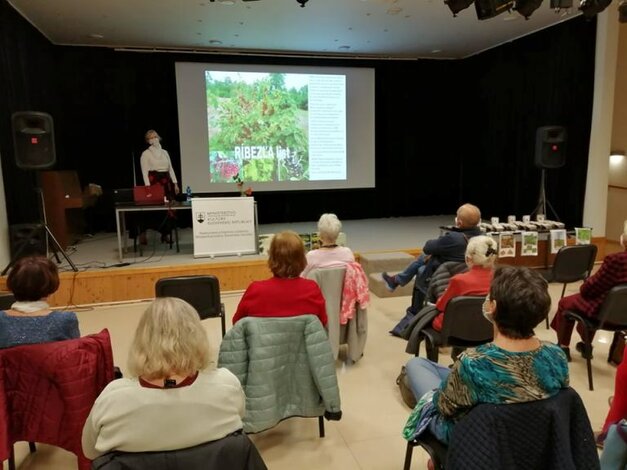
233;230;327;326
301;213;354;277
82;297;245;459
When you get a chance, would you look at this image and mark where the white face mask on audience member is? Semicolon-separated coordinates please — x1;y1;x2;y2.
149;137;160;148
482;296;495;324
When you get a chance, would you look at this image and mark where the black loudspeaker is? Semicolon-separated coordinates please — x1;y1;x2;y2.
535;126;567;169
9;224;47;259
11;111;56;170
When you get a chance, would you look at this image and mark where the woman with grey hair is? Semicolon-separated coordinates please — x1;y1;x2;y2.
82;297;245;459
301;213;355;276
401;235;497;342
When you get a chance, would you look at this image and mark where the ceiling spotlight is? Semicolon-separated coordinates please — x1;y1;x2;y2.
579;0;612;17
444;0;475;16
475;0;515;19
296;0;308;6
515;0;543;18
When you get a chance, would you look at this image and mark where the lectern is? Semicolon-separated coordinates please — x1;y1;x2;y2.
39;170;84;249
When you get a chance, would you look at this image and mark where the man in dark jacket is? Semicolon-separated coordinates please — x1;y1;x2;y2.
383;203;483;292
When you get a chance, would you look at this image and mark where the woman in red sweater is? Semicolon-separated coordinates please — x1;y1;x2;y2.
233;231;327;326
430;235;497;331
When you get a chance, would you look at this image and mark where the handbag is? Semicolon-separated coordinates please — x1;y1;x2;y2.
608;331;626;367
396;365;417;409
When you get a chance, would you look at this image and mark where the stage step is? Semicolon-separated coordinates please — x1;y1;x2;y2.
369;271;415;298
359;251;415;298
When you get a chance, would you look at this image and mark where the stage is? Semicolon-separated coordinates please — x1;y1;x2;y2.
0;215;452;307
0;214;609;308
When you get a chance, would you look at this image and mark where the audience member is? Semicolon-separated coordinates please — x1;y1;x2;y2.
233;231;327;326
301;213;354;277
598;346;627;446
403;266;569;445
402;236;497;349
382;203;482;295
0;256;79;349
82;297;245;459
551;221;627;361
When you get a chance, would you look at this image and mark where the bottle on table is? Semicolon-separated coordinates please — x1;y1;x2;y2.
186;186;192;202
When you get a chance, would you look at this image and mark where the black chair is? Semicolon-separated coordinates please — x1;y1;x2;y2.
155;275;226;337
538;244;597;328
403;388;598;470
564;284;627;391
404;430;447;470
91;431;267;470
0;293;15;310
419;296;492;362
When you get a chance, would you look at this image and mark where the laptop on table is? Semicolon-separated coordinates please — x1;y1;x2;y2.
133;185;165;205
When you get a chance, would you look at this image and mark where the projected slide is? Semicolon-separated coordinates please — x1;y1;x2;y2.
205;71;346;184
175;62;374;193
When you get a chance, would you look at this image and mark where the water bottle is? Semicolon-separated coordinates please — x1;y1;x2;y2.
185;185;192;202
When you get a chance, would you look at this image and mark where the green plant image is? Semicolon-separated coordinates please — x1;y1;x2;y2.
206;72;309;183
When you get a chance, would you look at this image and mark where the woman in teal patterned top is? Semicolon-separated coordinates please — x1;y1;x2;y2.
403;266;569;444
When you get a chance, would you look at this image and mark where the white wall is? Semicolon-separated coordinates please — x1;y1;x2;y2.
0;154;10;268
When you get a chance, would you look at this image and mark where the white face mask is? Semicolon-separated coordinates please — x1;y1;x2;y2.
482;296;495;324
149;138;160;147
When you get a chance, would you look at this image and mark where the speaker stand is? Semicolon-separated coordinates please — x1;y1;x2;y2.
532;169;561;222
1;184;78;276
1;223;77;275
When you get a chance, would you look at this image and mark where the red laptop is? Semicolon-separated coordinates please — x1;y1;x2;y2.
133;185;165;205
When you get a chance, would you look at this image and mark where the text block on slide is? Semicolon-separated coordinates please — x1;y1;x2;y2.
192;197;258;258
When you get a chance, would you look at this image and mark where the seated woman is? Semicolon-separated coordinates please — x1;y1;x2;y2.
301;213;354;277
551;221;627;360
402;235;496;346
0;256;79;349
403;266;569;445
233;230;327;326
82;297;245;459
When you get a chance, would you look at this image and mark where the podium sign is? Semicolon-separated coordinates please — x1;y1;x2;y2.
191;197;258;258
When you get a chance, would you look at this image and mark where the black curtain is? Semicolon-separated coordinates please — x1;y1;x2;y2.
0;0;596;231
459;18;596;226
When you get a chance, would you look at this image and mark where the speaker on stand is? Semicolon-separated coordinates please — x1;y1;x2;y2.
1;112;77;275
532;126;566;221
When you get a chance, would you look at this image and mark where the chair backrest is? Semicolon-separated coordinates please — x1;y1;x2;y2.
155;275;222;320
597;284;627;327
218;316;341;434
0;330;115;469
552;244;598;284
425;261;468;304
91;432;267;470
306;267;346;360
0;293;15;311
447;387;599;470
439;296;493;345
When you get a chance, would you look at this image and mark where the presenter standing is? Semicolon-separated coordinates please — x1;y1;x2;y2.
140;130;180;200
137;130;179;244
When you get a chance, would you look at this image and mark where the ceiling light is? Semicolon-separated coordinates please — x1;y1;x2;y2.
579;0;612;17
338;45;351;50
475;0;515;19
610;151;625;165
431;49;442;53
387;6;403;14
444;0;475;16
88;33;104;39
209;39;223;45
515;0;543;18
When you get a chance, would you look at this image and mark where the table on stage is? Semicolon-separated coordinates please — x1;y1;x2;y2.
115;202;191;262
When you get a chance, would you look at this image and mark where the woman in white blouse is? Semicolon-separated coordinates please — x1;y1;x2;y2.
140;129;179;200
